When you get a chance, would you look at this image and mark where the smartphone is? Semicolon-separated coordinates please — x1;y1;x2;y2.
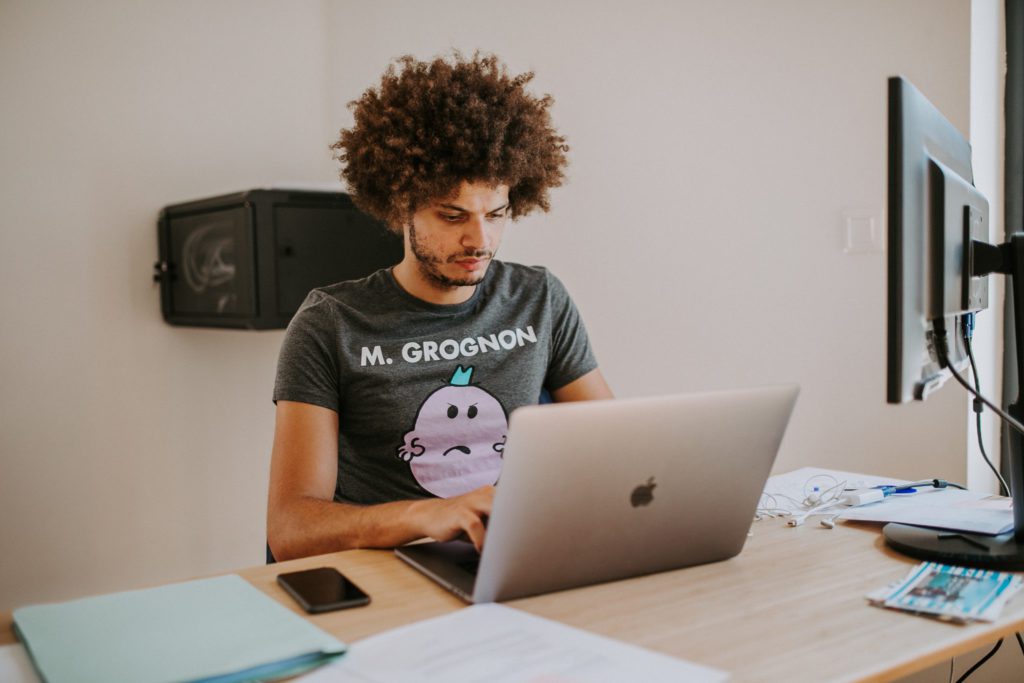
276;566;371;613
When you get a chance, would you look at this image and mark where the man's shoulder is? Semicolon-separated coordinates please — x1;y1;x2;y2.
487;261;577;307
287;268;395;329
487;260;555;289
303;268;392;307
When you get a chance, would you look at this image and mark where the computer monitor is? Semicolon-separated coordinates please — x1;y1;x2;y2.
887;77;989;403
886;76;1024;569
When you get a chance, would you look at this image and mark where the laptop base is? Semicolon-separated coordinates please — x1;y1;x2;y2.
395;541;480;602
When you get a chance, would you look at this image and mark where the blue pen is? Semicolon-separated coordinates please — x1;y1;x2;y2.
874;485;918;496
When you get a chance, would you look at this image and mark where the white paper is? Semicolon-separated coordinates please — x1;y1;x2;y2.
0;644;41;683
297;604;728;683
837;489;1013;535
762;467;902;513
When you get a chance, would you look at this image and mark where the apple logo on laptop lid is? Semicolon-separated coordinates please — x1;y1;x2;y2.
630;477;656;507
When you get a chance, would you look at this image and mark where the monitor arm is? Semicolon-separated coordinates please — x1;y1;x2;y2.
971;234;1024;543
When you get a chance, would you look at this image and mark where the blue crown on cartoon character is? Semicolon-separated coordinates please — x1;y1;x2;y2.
450;366;474;386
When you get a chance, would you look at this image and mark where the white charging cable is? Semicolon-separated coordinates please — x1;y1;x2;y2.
787;488;886;527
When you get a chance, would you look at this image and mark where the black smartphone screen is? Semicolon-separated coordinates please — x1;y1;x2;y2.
276;567;371;613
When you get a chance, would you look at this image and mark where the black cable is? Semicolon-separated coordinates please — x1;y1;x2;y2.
1017;632;1024;657
887;478;967;490
936;335;1024;436
954;638;1003;683
962;327;1012;496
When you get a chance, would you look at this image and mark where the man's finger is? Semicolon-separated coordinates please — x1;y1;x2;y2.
464;516;487;552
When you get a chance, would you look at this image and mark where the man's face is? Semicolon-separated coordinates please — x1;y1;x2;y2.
405;181;510;290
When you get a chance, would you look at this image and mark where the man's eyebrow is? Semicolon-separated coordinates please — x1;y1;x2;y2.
437;202;510;214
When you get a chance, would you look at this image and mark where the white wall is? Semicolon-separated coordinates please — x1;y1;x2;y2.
967;0;1006;494
0;0;335;609
0;0;984;616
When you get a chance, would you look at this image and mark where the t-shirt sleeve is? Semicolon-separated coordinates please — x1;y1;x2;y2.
273;291;340;412
544;270;599;391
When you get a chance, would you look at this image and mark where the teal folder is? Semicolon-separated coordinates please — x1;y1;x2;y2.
12;574;346;683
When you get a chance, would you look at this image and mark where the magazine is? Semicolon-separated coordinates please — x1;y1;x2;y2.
867;562;1023;623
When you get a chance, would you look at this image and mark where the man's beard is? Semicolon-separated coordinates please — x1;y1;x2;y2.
409;224;494;290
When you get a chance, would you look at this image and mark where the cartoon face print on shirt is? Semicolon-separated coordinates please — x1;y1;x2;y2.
397;366;508;498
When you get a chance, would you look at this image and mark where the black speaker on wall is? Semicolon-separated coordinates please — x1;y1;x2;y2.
155;189;402;329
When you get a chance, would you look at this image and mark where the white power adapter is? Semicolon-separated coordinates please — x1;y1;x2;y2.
839;488;885;506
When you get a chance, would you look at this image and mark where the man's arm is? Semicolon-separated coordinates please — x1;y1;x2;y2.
267;400;493;561
550;368;613;402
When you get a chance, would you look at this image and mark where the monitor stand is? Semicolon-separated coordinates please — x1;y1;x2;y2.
884;233;1024;571
883;524;1024;571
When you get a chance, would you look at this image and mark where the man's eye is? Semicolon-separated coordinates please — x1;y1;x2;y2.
487;212;506;221
440;214;462;222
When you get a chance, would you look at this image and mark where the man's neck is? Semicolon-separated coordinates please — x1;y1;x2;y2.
391;261;477;305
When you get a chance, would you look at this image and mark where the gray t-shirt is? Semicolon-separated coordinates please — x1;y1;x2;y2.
273;260;597;505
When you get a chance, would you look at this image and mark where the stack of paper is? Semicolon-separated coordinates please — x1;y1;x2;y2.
13;574;345;683
836;489;1013;535
867;562;1023;623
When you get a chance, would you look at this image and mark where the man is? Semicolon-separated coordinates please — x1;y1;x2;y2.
267;53;612;562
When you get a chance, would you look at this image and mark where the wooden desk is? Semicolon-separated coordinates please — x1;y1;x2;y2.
3;519;1022;682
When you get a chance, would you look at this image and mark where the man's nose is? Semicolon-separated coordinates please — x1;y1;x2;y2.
461;215;489;251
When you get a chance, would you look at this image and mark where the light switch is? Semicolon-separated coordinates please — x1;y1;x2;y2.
843;211;882;254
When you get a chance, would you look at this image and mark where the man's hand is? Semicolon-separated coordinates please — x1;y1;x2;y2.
411;485;494;552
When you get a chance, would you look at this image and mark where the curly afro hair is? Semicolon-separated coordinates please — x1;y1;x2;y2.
331;52;569;232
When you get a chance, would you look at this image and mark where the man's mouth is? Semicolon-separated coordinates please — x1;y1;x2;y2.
443;445;472;456
449;250;491;264
451;257;489;272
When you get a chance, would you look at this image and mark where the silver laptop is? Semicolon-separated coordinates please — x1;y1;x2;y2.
395;384;799;603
